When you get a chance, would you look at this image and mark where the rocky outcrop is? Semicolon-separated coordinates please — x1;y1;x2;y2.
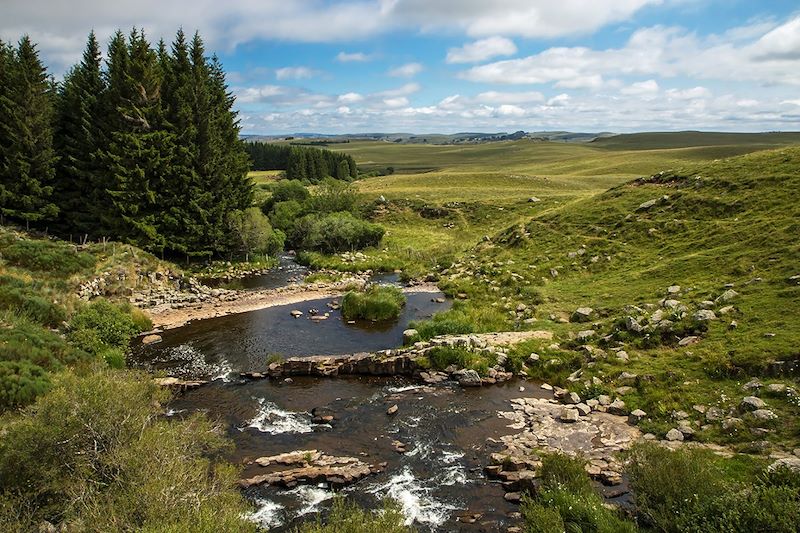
239;450;384;488
153;376;207;391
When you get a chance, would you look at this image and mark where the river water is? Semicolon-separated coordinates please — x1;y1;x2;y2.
135;262;533;531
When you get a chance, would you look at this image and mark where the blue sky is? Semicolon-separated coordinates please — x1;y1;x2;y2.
3;0;800;133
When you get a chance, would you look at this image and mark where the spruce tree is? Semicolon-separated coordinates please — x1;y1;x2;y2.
53;32;104;235
0;37;58;228
100;29;170;250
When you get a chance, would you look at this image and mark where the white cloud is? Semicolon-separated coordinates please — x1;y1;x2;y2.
338;92;364;103
476;91;544;104
621;79;659;96
665;86;711;100
275;66;318;80
0;0;660;74
336;51;372;62
383;96;409;107
378;83;421;97
547;94;571;106
237;85;286;103
460;17;800;88
446;36;517;64
389;62;423;77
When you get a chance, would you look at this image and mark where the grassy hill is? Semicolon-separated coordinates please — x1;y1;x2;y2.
423;146;800;447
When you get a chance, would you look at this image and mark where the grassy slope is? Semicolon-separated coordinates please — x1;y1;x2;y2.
325;138;800;449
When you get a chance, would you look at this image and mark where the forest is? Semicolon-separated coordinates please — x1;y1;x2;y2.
244;141;357;183
0;30;253;258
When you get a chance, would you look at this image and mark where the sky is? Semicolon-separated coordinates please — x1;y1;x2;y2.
2;0;800;134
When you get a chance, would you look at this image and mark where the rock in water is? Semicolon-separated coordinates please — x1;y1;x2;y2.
142;334;162;345
455;369;483;387
386;404;398;415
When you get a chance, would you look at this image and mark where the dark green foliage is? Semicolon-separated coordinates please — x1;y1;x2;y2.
296;497;411;533
0;276;66;327
262;179;309;213
0;361;51;410
68;299;149;357
0;37;58;225
269;200;305;233
226;207;284;259
306;177;358;214
0;238;95;275
0;315;90;372
341;285;406;321
293;212;384;253
626;443;800;533
521;453;637;533
244;141;357;183
0;370;255;531
53;32;104;235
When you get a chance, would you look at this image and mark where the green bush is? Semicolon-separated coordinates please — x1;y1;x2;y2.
341;285;406;321
0;239;95;276
263;179;310;212
269;199;305;232
0;370;254;531
408;315;474;340
297;497;410;533
626;443;800;532
293;212;384;253
0;317;90;370
521;453;637;533
0;276;66;327
68;299;148;354
0;361;51;410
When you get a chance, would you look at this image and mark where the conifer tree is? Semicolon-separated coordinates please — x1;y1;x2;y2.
0;37;58;227
100;29;171;250
53;32;104;235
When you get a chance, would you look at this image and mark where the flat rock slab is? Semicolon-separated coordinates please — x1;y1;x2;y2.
240;451;382;488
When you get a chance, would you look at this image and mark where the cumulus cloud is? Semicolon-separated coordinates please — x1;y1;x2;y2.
460;17;800;87
446;36;517;63
389;62;423;77
275;66;318;80
621;79;660;97
336;51;372;62
0;0;659;73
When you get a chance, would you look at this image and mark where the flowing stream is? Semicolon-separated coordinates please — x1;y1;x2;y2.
135;260;531;531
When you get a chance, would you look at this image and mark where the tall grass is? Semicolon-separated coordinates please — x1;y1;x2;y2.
341;285;406;321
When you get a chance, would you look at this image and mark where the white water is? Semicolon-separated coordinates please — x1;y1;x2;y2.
286;485;335;516
367;466;460;528
247;498;285;529
241;397;314;434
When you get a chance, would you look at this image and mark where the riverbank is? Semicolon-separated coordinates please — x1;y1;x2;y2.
143;278;442;330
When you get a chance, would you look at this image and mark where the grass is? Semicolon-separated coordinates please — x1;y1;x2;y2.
341;285;406;321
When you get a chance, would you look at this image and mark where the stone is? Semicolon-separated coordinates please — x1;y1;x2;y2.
571;307;594;322
290;310;303;318
678;336;699;346
597;395;612;406
629;409;647;424
665;428;684;442
716;289;739;303
608;399;627;416
750;409;777;421
528;197;541;203
693;310;717;321
742;378;762;391
625;316;643;333
722;417;744;430
142;334;162;345
637;198;658;211
455;369;483;387
667;285;681;294
769;457;800;474
528;353;540;364
565;392;581;405
504;492;522;504
740;396;766;411
402;329;418;344
576;403;592;416
560;408;580;423
577;329;595;341
386;404;399;415
718;305;735;315
765;383;787;394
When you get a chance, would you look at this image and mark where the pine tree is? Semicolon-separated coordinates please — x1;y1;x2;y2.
0;37;58;228
53;32;104;235
100;29;170;250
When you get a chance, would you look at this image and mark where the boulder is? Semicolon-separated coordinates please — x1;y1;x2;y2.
750;409;777;421
386;404;399;415
402;329;418;344
678;336;699;346
455;369;483;387
693;310;717;321
665;428;684;442
560;408;580;423
715;289;739;304
629;409;647;425
571;307;594;322
142;334;162;345
625;316;643;333
576;330;595;341
607;399;627;416
740;396;766;412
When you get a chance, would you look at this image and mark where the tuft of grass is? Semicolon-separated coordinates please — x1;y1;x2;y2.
341;285;406;321
295;497;411;533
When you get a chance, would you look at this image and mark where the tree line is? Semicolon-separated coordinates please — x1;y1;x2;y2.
0;30;253;258
244;141;357;183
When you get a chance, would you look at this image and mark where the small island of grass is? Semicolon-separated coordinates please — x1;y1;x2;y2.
341;285;406;321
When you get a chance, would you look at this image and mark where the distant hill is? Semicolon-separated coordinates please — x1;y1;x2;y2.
590;131;800;150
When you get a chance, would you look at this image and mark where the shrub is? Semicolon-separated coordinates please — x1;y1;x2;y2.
0;239;95;276
68;300;149;359
269;199;305;232
521;453;637;533
341;285;406;321
0;317;90;370
297;497;410;533
0;276;66;327
305;177;358;214
0;370;254;531
0;361;51;410
227;207;285;258
293;212;384;253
